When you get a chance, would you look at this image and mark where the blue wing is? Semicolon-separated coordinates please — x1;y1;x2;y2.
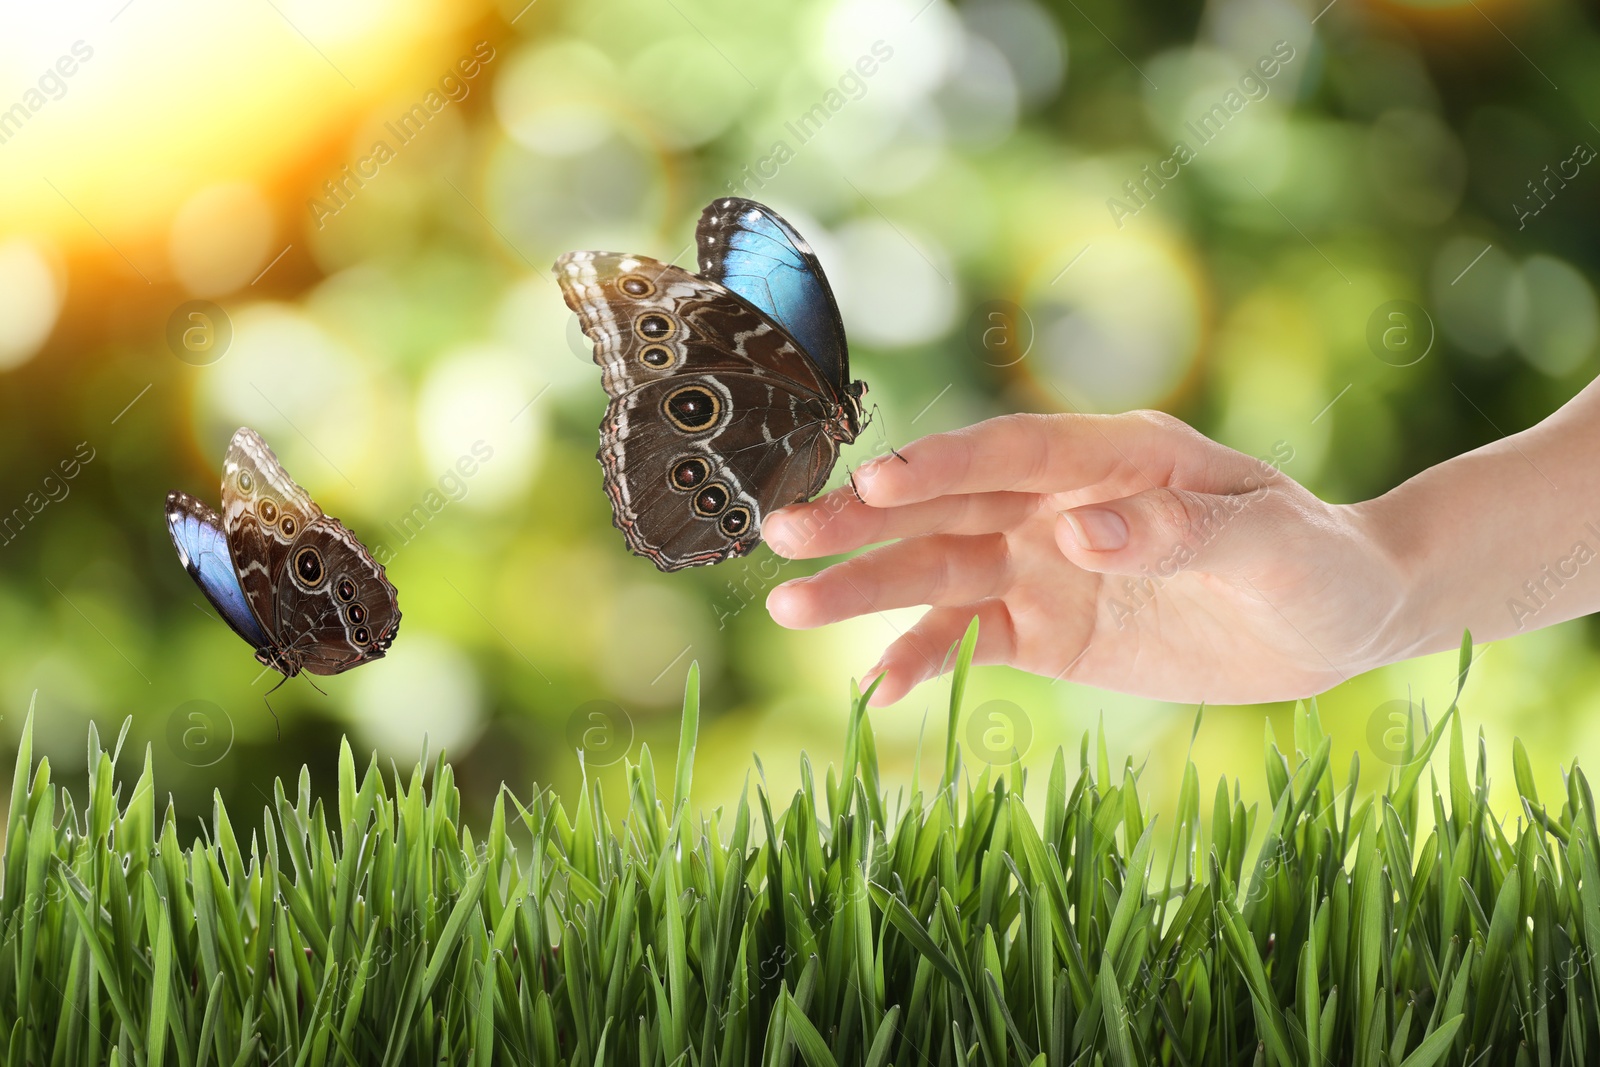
696;198;851;391
165;491;272;651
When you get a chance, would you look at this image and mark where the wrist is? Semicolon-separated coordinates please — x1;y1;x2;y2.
1343;487;1456;667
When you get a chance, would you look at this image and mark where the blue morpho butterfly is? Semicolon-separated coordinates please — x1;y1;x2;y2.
166;427;400;679
556;197;868;570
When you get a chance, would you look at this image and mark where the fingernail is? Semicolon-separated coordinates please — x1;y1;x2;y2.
1060;507;1128;551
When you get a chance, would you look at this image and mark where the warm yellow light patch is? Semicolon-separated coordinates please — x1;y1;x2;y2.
0;0;489;273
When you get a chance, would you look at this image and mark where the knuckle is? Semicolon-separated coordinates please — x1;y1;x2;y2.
945;494;976;532
1130;408;1178;429
934;494;983;538
1147;487;1202;538
924;547;953;602
1131;408;1198;440
994;411;1055;448
984;531;1013;587
995;411;1049;431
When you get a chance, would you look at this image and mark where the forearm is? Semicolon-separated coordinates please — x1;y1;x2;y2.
1359;377;1600;660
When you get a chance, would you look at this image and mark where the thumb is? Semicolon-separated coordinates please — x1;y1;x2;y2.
1055;484;1288;579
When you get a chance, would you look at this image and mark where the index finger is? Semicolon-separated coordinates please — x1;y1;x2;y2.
852;410;1246;507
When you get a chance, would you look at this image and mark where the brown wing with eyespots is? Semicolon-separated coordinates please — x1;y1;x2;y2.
221;427;399;671
220;427;324;640
556;251;854;570
271;517;400;675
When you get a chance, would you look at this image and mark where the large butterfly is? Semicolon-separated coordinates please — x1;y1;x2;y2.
166;427;399;678
556;197;867;571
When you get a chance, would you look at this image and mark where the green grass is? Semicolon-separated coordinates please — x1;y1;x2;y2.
0;622;1597;1065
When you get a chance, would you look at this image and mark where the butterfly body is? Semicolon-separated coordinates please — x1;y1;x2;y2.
558;198;865;571
166;428;399;677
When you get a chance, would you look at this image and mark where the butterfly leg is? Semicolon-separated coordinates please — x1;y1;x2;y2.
866;403;910;464
260;686;284;741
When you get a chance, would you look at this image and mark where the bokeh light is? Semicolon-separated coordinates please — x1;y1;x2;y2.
0;240;62;370
168;183;276;296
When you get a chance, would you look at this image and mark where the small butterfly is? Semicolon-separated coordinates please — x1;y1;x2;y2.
557;197;867;571
166;427;399;678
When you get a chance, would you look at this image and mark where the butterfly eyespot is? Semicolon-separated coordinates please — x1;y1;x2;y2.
668;457;710;491
662;385;723;433
336;577;357;601
640;345;675;369
635;313;675;341
237;470;254;493
279;516;297;537
693;483;730;516
258;500;278;524
352;626;371;646
347;603;366;624
619;275;655;297
293;547;325;587
719;506;752;537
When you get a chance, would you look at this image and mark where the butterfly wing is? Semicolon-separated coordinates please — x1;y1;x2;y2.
220;427;325;638
598;375;840;569
221;427;398;674
165;491;272;651
557;250;853;570
697;197;850;390
270;517;401;676
557;251;839;398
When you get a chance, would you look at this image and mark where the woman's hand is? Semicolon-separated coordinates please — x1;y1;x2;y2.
763;411;1410;706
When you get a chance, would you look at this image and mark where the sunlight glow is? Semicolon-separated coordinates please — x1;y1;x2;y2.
0;0;488;261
